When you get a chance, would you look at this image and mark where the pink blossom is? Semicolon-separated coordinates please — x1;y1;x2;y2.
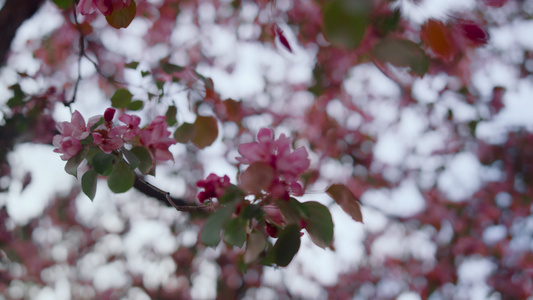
77;0;131;16
53;110;95;160
56;110;91;140
236;128;310;197
139;116;177;162
53;136;82;160
92;127;124;154
196;173;231;203
118;114;141;141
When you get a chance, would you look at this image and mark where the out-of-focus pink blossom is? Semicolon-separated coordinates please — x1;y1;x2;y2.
77;0;132;16
118;114;141;141
92;127;124;154
236;128;310;198
140;116;177;161
196;173;231;203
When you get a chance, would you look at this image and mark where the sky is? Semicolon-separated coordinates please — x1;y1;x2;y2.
1;0;533;299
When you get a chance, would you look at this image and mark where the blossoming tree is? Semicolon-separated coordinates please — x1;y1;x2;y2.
1;0;531;298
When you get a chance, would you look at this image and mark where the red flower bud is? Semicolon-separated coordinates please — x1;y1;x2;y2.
104;108;116;123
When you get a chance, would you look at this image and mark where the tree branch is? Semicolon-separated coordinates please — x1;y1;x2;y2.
133;175;211;212
0;0;45;66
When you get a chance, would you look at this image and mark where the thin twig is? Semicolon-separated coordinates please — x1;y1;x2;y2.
65;5;84;109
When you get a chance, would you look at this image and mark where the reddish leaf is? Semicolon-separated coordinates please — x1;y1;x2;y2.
275;25;293;53
240;162;275;194
483;0;508;7
421;19;455;62
326;184;363;223
191;116;218;149
460;22;489;45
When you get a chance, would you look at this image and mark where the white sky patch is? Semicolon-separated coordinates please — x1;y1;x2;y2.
344;63;401;99
438;152;482;201
471;58;520;98
457;257;497;300
4;144;75;225
93;261;130;291
362;180;426;218
374;131;408;165
412;73;448;103
395;0;477;24
483;225;507;245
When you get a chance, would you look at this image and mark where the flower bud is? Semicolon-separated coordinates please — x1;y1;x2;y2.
104;108;116;123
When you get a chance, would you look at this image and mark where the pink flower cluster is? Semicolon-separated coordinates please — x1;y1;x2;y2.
53;108;177;162
236;128;310;199
196;174;231;203
53;110;100;160
77;0;131;15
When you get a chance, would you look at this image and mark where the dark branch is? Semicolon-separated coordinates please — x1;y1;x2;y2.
0;0;45;66
133;175;210;212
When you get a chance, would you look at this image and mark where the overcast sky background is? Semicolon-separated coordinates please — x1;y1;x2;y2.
1;0;532;299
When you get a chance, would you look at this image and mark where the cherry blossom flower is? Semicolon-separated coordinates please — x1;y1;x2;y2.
236;128;310;198
118;114;141;141
196;173;231;203
55;110;91;141
53;110;96;160
92;127;124;154
139;116;177;162
53;136;82;160
77;0;132;16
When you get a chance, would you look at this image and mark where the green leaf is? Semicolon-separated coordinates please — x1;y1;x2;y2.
140;71;151;77
261;224;301;267
241;204;264;220
53;0;73;9
121;148;140;170
125;61;139;69
130;146;152;174
372;38;429;77
322;0;371;49
7;84;26;108
107;161;135;193
302;202;334;249
105;0;137;29
244;230;267;263
128;100;144;111
224;217;246;248
64;148;88;178
91;152;114;175
200;204;235;247
277;197;307;224
81;170;98;200
165;105;178;126
160;61;184;74
110;88;133;109
326;184;363;223
174;122;196;143
191;116;218;149
218;185;244;204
